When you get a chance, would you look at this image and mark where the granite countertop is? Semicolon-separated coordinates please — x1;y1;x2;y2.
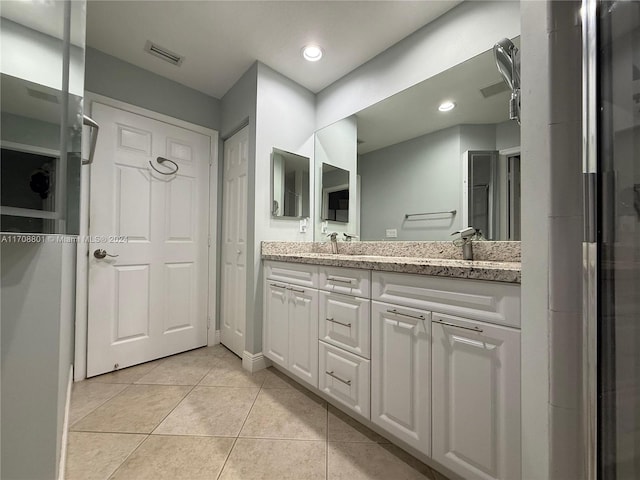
262;252;521;284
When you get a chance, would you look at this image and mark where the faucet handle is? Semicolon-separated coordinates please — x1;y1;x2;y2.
343;233;358;242
451;227;476;239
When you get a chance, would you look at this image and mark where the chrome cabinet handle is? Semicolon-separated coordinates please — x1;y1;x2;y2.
326;371;351;386
386;309;425;321
327;277;353;284
270;283;287;289
94;249;119;259
149;156;179;175
82;115;100;165
326;318;352;328
432;319;483;333
288;287;305;293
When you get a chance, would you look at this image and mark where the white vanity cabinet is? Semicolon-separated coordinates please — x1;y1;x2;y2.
262;259;522;480
371;271;521;480
263;262;319;388
431;313;521;480
317;266;372;418
371;301;431;455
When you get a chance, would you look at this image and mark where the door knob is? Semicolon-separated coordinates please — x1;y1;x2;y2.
237;250;242;254
94;249;119;259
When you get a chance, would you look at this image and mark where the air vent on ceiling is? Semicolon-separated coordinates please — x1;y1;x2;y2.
144;40;184;66
26;88;59;104
480;81;509;98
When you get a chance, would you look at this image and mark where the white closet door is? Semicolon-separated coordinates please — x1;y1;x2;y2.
220;126;249;357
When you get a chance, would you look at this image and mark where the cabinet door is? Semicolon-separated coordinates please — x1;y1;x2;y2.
319;341;370;418
288;286;319;388
319;291;370;358
371;301;431;455
263;282;289;368
432;313;521;480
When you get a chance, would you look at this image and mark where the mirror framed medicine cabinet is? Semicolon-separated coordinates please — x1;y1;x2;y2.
270;147;310;219
321;163;350;223
313;38;521;241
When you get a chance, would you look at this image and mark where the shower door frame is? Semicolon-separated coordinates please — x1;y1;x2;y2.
582;1;598;479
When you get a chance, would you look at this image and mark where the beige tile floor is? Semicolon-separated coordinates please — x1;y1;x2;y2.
66;345;449;480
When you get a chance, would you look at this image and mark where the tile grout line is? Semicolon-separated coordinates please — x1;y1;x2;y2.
70;358;167;427
215;370;266;480
105;433;150;480
147;366;214;436
67;384;128;429
94;360;198;480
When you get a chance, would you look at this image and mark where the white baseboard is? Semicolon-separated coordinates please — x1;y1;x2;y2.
242;351;271;373
209;329;221;346
58;364;73;480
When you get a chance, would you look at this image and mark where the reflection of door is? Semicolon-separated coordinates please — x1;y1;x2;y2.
87;102;211;377
507;155;521;240
220;126;248;357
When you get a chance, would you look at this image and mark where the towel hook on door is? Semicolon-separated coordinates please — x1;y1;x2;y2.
149;156;179;175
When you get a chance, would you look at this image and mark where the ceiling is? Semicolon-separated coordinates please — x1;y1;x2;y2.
356;40;519;155
85;1;461;99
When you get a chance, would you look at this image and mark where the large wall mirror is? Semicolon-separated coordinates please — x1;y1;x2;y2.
271;147;310;219
314;39;521;241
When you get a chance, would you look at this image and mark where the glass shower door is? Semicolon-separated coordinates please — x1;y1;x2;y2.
597;1;640;478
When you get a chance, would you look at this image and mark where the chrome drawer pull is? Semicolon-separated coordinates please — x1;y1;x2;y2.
326;371;351;386
327;277;353;284
432;319;483;333
270;283;287;289
288;287;305;293
326;317;352;328
387;309;425;321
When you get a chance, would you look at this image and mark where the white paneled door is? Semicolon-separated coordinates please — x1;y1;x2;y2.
87;102;211;377
220;126;249;357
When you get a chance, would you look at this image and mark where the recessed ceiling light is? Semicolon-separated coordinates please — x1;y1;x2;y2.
302;45;323;62
438;101;456;112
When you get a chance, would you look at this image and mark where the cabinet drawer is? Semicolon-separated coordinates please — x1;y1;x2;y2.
319;341;370;419
319;292;370;358
265;261;319;288
372;271;520;328
319;266;370;297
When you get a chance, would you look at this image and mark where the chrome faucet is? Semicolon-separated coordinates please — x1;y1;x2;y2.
451;227;477;260
327;232;339;254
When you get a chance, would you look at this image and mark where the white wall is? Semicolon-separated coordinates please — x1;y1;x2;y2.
316;1;520;129
222;62;315;354
86;48;221;130
250;63;316;353
0;18;84;96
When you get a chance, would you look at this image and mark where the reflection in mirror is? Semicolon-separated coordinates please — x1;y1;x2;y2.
271;148;310;218
0;0;86;234
349;40;521;241
321;163;349;223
